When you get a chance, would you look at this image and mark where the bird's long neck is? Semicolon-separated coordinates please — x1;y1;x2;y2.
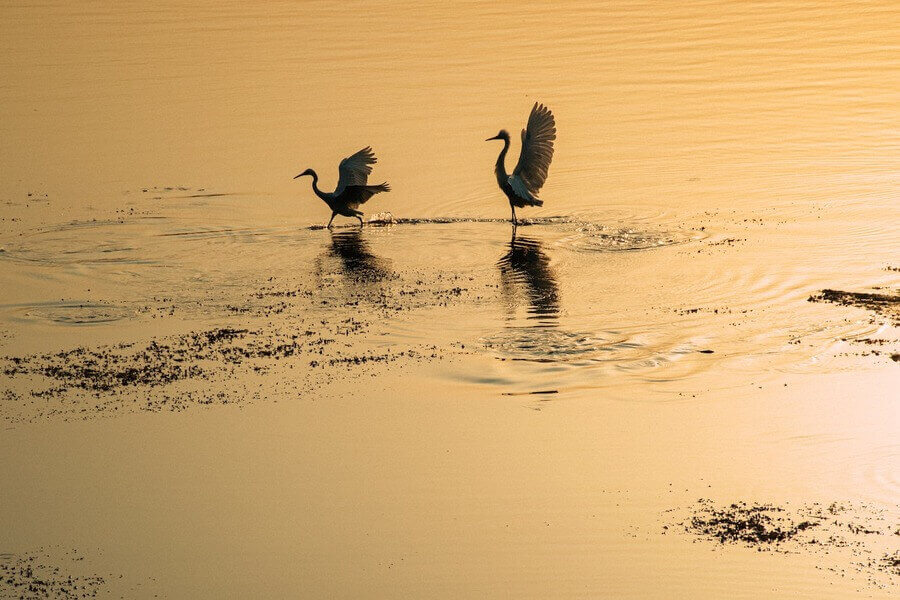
308;170;329;201
495;137;510;182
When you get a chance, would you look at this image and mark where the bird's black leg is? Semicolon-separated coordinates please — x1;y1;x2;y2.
357;215;364;227
327;213;336;228
511;205;517;229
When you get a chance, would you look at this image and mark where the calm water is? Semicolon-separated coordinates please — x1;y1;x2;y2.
1;1;898;598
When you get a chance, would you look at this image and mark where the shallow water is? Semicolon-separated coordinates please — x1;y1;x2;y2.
1;1;898;598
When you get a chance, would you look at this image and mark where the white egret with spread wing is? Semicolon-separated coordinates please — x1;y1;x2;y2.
294;147;390;228
486;103;556;227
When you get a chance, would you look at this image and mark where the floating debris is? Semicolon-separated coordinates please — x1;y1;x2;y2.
0;549;107;600
809;288;900;325
809;287;900;364
685;500;816;545
880;551;900;576
669;499;900;588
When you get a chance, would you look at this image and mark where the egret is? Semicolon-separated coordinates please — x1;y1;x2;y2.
486;103;556;227
294;147;390;228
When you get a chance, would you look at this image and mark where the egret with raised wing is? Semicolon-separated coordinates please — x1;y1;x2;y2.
294;147;390;228
486;103;556;227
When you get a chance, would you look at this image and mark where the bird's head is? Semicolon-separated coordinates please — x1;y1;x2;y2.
293;168;315;179
486;129;510;142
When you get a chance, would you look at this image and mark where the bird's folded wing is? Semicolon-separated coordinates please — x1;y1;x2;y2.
512;103;556;193
336;147;376;194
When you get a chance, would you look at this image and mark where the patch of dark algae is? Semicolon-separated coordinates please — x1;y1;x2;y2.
0;325;346;423
2;327;306;394
684;500;816;546
809;287;900;364
669;499;900;589
1;311;457;423
880;551;900;576
809;288;900;326
0;549;106;599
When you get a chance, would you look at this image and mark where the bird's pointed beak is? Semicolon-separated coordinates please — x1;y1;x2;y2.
293;173;303;179
486;135;500;141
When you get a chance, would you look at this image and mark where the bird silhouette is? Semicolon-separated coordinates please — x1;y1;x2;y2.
487;103;556;227
294;147;390;228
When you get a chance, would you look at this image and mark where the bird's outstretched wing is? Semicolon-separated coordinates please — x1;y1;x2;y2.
336;147;377;194
342;183;391;208
512;103;556;194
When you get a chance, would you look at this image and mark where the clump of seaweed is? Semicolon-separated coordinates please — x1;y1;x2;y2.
685;499;817;546
809;288;900;325
669;499;900;590
809;287;900;363
881;551;900;576
0;549;106;599
0;326;333;400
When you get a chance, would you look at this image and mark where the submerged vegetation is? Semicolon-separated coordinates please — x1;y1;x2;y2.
686;500;816;545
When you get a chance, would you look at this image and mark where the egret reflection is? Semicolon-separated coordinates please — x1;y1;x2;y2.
490;233;610;365
317;229;391;283
498;232;559;320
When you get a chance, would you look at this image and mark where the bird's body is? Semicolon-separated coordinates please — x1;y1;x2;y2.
487;103;556;227
295;147;390;227
493;141;543;208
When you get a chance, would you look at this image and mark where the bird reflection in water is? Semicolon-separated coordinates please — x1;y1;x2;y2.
316;229;391;283
491;233;601;367
498;232;559;321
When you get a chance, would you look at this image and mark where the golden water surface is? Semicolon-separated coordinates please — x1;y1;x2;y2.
1;1;898;598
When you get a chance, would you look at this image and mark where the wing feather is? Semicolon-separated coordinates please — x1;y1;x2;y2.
342;183;390;208
512;103;556;194
336;147;376;194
